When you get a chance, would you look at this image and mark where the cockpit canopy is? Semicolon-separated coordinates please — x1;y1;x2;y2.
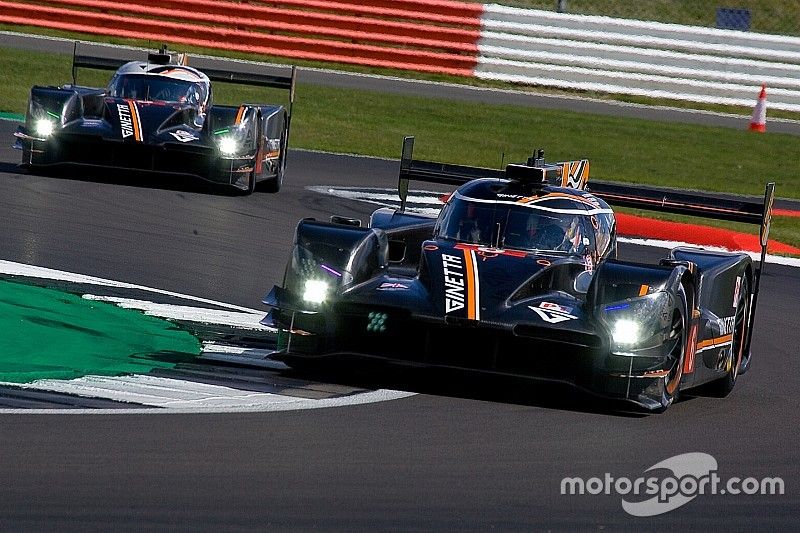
107;74;209;107
435;193;591;255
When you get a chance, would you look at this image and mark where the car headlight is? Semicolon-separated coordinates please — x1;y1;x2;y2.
34;119;54;138
611;319;641;345
302;279;329;304
597;292;674;354
218;136;239;156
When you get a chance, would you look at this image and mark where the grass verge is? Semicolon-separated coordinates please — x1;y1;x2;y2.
3;24;800;121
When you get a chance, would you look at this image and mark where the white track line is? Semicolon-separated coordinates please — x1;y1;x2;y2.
0;259;262;314
82;295;271;331
0;375;415;414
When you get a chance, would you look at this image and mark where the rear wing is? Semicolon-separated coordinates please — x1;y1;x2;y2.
397;136;774;248
69;42;297;123
398;135;588;211
396;135;775;320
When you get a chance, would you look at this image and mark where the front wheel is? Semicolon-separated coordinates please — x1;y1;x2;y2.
656;284;688;411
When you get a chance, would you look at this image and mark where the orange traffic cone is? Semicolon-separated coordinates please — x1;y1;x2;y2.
749;84;767;132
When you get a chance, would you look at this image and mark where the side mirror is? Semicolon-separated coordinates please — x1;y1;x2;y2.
330;215;361;227
574;270;593;294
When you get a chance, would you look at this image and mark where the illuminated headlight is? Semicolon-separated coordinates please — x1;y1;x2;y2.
302;279;329;304
597;292;674;353
35;119;54;138
218;136;239;155
611;319;641;345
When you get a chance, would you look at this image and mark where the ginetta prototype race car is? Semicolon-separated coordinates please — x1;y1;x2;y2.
13;46;295;193
263;137;775;412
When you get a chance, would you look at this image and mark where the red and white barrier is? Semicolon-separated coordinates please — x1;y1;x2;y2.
2;0;799;111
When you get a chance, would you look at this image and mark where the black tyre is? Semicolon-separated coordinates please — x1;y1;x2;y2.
708;276;750;397
261;129;287;194
658;284;688;411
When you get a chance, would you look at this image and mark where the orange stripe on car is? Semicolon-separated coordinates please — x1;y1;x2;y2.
684;323;699;373
696;334;734;350
463;249;476;320
234;106;246;125
127;100;142;142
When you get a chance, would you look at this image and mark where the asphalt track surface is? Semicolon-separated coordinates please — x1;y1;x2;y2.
1;119;799;530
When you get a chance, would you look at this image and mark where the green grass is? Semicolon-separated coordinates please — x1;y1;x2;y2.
2;46;798;252
3;23;799;121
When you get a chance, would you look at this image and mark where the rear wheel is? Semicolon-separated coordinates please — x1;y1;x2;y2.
708;276;750;397
261;129;287;194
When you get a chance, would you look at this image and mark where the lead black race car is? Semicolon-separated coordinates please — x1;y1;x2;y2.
13;45;295;194
263;136;775;412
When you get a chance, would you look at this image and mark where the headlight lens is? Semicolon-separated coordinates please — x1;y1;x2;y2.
35;119;54;138
218;136;239;155
597;292;674;353
611;319;641;345
302;279;329;304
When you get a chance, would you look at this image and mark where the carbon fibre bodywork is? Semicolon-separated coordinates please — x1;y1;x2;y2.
262;139;773;412
13;48;294;193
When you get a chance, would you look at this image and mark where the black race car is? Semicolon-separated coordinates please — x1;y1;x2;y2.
263;137;775;412
13;45;295;194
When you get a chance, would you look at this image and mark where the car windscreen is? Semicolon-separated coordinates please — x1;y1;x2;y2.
107;75;203;104
437;197;587;254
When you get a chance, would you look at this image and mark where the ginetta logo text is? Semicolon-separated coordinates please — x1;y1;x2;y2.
442;253;465;313
117;103;134;138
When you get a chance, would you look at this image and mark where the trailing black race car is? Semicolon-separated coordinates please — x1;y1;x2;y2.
13;45;295;194
262;136;775;412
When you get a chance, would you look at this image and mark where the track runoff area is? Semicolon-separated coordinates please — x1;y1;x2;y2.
0;260;413;413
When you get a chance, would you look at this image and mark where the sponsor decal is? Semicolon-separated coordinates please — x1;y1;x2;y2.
560;159;590;190
537;259;551;267
169;130;199;143
442;254;465;314
718;316;736;336
117;100;142;141
117;103;134;139
529;302;578;323
733;276;741;308
377;282;410;291
441;250;481;319
423;244;439;251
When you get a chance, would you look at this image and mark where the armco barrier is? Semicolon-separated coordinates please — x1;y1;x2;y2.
2;0;800;111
